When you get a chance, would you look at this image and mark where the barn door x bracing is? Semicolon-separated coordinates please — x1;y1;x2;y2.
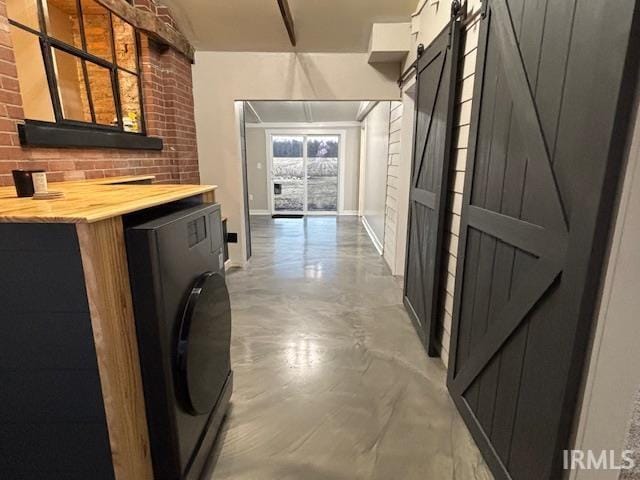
404;19;461;356
448;0;638;478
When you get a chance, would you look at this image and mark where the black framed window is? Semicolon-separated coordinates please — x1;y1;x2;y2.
7;0;146;135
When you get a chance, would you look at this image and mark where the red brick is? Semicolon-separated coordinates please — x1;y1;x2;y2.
0;0;199;186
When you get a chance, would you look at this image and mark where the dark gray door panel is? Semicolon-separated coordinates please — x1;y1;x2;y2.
447;0;639;478
404;19;461;356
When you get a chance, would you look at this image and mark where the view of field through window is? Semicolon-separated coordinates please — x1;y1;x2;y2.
272;135;339;212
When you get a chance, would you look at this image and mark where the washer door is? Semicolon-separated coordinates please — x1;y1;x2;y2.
176;271;231;415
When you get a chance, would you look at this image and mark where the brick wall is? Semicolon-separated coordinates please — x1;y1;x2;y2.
0;0;199;186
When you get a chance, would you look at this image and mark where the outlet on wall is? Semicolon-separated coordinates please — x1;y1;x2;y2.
257;162;262;169
249;193;254;201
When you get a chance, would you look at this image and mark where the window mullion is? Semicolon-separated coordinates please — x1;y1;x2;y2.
76;0;88;51
81;60;97;124
33;0;64;122
108;13;124;130
47;37;112;69
134;32;146;135
39;39;63;123
303;135;308;214
111;68;124;130
75;0;97;124
35;0;47;35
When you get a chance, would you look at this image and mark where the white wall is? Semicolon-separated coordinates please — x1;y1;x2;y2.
391;86;416;276
192;52;399;266
361;101;391;253
245;128;270;211
245;125;361;214
383;101;403;270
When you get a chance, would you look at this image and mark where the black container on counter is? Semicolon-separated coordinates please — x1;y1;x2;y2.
12;169;44;197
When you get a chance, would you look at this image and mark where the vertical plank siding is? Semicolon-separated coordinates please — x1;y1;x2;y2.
446;0;639;478
383;101;404;271
436;14;483;366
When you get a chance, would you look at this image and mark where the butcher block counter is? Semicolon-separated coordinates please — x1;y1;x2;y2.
0;176;217;480
0;175;215;223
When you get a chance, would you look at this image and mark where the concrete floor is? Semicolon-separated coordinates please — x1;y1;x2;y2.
206;216;492;480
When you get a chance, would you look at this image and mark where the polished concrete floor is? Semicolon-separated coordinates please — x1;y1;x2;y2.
206;216;492;480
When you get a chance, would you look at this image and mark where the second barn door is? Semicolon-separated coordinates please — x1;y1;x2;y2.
447;0;638;478
403;20;461;356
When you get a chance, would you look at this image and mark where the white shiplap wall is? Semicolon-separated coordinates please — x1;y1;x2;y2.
437;14;482;367
383;101;404;271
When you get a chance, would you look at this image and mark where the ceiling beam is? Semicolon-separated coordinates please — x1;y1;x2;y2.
356;101;379;122
96;0;195;61
244;101;263;123
302;102;314;123
277;0;296;47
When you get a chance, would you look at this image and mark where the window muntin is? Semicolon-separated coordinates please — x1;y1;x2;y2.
7;0;146;134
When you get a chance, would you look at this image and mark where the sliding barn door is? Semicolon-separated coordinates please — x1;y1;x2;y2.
448;0;638;478
404;22;461;356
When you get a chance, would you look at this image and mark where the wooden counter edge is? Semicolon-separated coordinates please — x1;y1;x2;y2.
59;175;157;186
77;217;154;480
0;184;217;224
83;185;217;223
202;189;216;203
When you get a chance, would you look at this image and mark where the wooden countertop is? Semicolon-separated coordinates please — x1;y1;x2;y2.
0;177;216;224
60;175;157;185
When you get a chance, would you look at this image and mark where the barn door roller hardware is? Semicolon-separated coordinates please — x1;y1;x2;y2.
277;0;296;47
398;44;422;88
448;0;464;47
398;0;464;87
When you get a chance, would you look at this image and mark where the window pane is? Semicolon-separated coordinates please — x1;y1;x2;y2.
272;136;304;211
112;15;137;72
118;70;141;132
307;136;338;211
51;48;91;122
44;0;82;50
272;135;303;157
86;62;117;126
80;0;113;61
7;0;41;30
11;26;55;122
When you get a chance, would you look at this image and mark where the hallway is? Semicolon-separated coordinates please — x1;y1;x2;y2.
208;216;491;479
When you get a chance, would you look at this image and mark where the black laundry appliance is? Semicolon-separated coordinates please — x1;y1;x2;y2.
126;203;232;480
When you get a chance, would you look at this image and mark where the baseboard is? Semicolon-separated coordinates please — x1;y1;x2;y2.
361;216;383;255
224;259;246;270
251;210;358;216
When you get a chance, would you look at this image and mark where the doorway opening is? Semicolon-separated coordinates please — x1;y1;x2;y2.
238;100;372;257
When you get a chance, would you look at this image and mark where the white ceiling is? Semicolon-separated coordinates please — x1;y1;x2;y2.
245;101;362;123
158;0;416;52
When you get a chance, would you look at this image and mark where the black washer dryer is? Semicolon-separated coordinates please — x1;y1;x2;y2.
126;203;232;480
